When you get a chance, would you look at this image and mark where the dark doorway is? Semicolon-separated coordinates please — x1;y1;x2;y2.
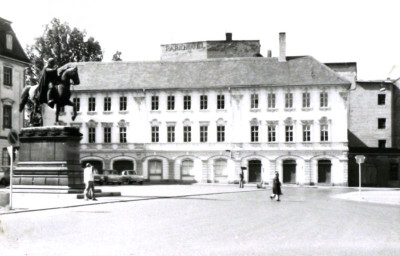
113;160;134;173
248;160;262;182
81;160;103;173
318;160;332;184
283;159;296;183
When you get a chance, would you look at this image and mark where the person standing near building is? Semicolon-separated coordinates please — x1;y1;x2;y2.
239;167;245;188
270;171;282;201
83;163;97;201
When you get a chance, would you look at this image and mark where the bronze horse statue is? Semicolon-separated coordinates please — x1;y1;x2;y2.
20;64;80;126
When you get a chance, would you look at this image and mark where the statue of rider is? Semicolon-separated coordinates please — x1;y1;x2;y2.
38;58;58;109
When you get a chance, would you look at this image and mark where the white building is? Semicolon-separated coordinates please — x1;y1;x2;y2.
51;33;350;185
0;17;30;169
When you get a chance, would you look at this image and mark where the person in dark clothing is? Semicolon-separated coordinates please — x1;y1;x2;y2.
37;58;58;108
239;168;245;188
270;171;282;201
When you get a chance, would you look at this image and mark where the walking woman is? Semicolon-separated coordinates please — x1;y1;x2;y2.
270;171;282;201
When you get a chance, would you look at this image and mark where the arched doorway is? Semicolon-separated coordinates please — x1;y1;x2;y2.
113;160;134;173
283;159;296;183
148;159;163;181
81;160;103;173
248;160;262;182
318;160;332;184
213;159;228;183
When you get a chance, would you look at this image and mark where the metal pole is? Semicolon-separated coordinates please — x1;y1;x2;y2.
358;162;361;194
9;146;13;210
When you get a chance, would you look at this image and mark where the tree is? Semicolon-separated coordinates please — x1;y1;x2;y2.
112;51;122;61
26;18;103;85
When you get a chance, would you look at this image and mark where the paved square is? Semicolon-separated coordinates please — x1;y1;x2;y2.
0;185;399;256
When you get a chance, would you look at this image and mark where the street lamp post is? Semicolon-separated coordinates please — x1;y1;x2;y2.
355;155;366;194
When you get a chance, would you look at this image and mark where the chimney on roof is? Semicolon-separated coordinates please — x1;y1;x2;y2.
267;50;272;58
279;32;286;62
226;33;232;42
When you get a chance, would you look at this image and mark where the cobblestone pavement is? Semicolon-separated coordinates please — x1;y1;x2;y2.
0;185;399;256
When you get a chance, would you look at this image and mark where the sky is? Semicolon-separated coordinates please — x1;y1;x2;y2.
2;0;400;80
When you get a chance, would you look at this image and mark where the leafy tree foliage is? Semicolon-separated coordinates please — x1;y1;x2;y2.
26;18;103;85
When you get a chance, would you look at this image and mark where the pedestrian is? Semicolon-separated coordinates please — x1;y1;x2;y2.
239;168;245;188
83;163;97;201
270;171;282;201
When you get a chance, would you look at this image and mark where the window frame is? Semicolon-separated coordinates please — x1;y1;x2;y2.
251;125;259;142
268;93;276;109
378;94;386;105
6;34;13;50
151;126;159;142
251;94;259;109
285;125;293;142
378;118;386;129
302;92;310;108
268;126;276;142
88;97;96;112
183;125;191;142
184;95;191;110
103;97;111;111
320;125;329;142
320;92;328;108
303;125;311;142
217;94;225;110
104;127;111;143
217;125;225;142
73;97;80;112
200;125;208;142
88;127;96;143
3;105;12;129
119;127;127;143
200;95;208;110
285;93;293;109
167;126;175;142
120;96;127;111
3;66;12;86
167;96;175;110
151;96;159;111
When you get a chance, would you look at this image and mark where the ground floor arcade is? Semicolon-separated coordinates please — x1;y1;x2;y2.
80;149;348;186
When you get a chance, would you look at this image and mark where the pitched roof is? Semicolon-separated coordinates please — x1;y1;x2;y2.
0;17;31;65
72;56;350;91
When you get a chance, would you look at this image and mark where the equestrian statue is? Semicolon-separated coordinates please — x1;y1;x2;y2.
19;58;80;126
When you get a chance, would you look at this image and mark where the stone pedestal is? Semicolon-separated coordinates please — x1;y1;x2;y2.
13;126;84;193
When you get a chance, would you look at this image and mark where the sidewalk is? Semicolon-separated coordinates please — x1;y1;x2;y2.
0;184;259;214
333;190;400;206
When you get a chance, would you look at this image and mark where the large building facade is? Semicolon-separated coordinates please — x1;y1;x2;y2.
0;17;30;169
48;33;350;185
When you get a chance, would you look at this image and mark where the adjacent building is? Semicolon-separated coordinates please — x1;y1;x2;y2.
48;33;350;185
0;17;30;169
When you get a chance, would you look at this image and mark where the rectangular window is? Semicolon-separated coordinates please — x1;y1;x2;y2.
200;126;208;142
184;126;191;142
285;93;293;108
378;140;386;148
303;125;311;142
217;95;225;110
390;163;399;180
6;34;13;50
268;126;276;142
104;127;111;143
120;127;127;143
88;127;96;143
200;95;208;110
89;97;96;112
167;126;175;142
3;67;12;86
320;125;329;142
217;125;225;142
251;94;259;109
151;126;159;142
151;96;159;110
302;92;310;108
120;96;127;111
320;92;328;108
285;125;293;142
167;96;175;110
104;97;111;111
73;98;80;112
268;93;276;109
251;126;259;142
378;94;386;105
378;118;386;129
3;105;12;129
184;95;191;110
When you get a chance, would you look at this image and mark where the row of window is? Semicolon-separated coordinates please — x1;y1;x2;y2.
73;92;330;113
85;124;330;143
